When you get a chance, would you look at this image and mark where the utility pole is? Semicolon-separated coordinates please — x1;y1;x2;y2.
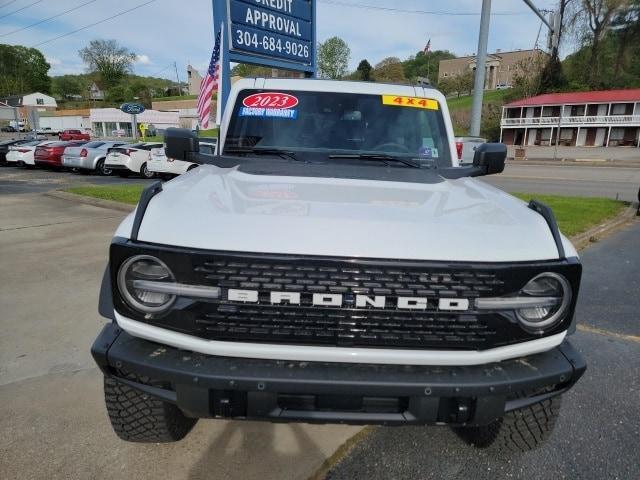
470;0;491;137
174;61;182;97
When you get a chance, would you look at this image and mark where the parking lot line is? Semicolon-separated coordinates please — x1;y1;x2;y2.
577;324;640;343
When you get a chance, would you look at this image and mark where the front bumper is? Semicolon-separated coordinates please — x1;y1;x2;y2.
92;322;586;426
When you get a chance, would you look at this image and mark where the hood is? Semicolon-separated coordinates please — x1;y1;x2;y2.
120;165;573;262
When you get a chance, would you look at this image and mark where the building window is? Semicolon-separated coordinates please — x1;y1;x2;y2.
611;104;626;115
560;128;573;140
609;128;624;140
36;98;44;105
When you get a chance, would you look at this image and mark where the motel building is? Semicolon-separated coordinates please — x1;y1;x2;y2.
500;89;640;148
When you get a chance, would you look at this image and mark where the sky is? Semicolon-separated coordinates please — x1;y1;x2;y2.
0;0;560;80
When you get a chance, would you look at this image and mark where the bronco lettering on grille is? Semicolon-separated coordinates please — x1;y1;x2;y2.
227;289;470;311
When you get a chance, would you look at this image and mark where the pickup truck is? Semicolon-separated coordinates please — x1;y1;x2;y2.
92;78;585;452
58;129;90;141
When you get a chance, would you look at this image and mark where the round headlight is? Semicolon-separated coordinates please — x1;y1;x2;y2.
117;255;176;314
516;272;571;331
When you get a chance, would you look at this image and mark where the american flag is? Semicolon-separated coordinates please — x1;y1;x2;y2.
423;38;431;54
197;30;221;129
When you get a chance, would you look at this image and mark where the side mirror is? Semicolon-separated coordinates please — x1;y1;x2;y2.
164;128;199;161
472;143;506;176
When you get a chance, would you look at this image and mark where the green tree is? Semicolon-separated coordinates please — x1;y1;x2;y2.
51;75;84;98
373;57;406;83
0;44;51;96
402;50;456;84
79;39;136;88
317;36;350;79
437;77;456;96
231;63;273;77
453;70;474;97
106;85;128;103
356;59;373;81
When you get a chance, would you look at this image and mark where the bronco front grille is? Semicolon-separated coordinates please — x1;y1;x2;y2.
110;242;581;351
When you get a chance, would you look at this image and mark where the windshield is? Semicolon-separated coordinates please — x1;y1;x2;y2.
224;89;452;167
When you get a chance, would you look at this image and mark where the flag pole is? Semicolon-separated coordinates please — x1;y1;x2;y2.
215;22;225;127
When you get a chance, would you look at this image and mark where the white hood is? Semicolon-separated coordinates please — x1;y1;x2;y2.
116;165;575;262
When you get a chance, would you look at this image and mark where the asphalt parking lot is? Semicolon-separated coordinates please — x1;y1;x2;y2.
0;165;638;479
327;222;640;480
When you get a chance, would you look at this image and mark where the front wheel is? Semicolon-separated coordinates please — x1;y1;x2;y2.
96;159;112;176
140;162;155;179
453;396;562;453
104;374;197;443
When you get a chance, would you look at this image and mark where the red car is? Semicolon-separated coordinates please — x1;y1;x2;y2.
58;129;90;141
34;141;87;168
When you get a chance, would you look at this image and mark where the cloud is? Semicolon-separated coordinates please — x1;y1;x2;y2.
135;54;152;65
45;57;61;66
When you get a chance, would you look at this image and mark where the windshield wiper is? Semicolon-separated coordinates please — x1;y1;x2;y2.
224;146;299;161
328;153;425;169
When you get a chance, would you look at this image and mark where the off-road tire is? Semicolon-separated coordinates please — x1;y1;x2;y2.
104;374;197;443
453;396;562;453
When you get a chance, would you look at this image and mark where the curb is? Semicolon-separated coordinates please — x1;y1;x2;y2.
45;190;136;213
570;202;638;251
507;159;640;168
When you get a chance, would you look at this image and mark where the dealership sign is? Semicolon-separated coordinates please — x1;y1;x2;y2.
228;0;315;70
120;103;146;115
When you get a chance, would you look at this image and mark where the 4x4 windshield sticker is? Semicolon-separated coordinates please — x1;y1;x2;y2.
239;107;298;119
382;95;439;110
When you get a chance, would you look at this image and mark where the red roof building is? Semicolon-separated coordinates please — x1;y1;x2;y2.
500;89;640;147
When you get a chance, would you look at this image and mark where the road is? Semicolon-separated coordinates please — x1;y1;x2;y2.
1;161;640;202
327;221;640;480
0;192;360;480
483;163;640;202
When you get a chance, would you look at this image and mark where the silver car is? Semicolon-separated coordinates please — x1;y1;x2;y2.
62;140;129;175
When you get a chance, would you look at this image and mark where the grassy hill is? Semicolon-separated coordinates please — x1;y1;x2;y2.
446;89;510;112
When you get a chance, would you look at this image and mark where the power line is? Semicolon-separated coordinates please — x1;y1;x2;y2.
0;0;100;38
0;1;19;10
150;63;173;77
31;0;156;48
0;0;43;20
319;0;529;16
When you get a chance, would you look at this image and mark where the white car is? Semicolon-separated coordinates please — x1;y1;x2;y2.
148;138;218;178
5;140;53;167
104;142;163;178
93;78;585;451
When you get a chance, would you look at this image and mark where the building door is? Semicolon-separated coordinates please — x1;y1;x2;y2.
528;129;537;145
595;128;606;146
585;128;596;146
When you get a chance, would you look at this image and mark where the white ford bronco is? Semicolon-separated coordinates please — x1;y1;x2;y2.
92;78;585;451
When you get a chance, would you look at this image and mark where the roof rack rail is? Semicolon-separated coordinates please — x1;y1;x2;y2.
131;181;163;241
528;199;565;259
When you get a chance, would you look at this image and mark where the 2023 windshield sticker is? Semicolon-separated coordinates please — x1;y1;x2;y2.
382;95;439;110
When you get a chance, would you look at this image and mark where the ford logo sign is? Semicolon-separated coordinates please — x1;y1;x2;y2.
120;103;145;115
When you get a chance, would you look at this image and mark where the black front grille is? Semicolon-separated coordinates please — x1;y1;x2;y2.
193;305;509;349
192;258;505;298
110;241;581;351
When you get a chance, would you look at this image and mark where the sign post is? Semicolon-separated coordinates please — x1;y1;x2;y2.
211;0;316;120
120;103;146;140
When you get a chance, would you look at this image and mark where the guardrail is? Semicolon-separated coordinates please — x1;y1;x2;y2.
501;115;640;127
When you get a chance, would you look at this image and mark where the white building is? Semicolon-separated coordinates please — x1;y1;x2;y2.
0;92;57;112
500;89;640;147
90;108;180;137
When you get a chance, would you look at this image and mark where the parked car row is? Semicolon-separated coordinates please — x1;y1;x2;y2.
0;136;219;179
